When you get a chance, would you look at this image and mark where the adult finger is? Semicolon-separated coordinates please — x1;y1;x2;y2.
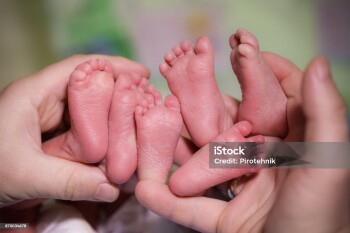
303;57;349;141
136;180;226;233
173;136;198;166
262;52;304;141
265;58;350;232
262;52;303;97
302;56;349;209
35;54;150;87
31;55;150;132
34;54;150;100
137;169;280;233
22;150;119;204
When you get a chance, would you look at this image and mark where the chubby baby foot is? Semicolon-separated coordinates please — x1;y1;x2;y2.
67;59;114;163
136;89;183;184
160;37;232;147
106;73;149;184
230;29;287;137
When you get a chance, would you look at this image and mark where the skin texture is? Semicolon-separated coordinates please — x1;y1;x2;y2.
106;73;149;184
136;56;350;233
44;59;115;163
136;90;183;183
0;54;149;208
160;36;233;147
230;29;287;137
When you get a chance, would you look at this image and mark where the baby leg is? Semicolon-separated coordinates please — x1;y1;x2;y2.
230;29;287;137
136;89;183;184
106;73;148;184
160;37;232;147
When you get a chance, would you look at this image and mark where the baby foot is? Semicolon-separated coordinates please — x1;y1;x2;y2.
136;88;183;184
230;29;287;137
160;37;232;147
68;59;114;163
106;73;149;184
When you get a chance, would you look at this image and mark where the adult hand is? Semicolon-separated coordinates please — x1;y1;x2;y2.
265;57;350;233
135;57;350;233
0;54;149;207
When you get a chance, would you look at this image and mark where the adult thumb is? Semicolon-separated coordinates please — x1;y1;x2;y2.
303;57;349;142
27;151;119;203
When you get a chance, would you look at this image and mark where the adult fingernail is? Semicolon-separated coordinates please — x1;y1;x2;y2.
314;57;331;81
94;183;118;202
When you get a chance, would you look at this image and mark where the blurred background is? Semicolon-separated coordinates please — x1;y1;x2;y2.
0;0;349;109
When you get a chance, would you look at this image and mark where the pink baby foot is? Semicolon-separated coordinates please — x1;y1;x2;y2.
230;29;287;137
106;73;149;184
67;59;114;163
160;37;233;147
136;88;183;184
169;121;264;197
